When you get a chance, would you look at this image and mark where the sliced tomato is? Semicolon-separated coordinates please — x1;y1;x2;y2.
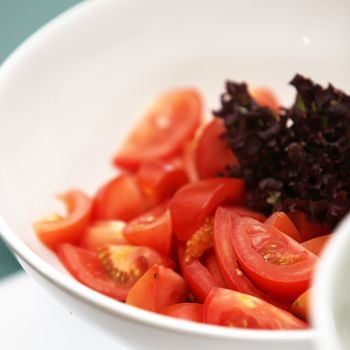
203;252;226;288
287;211;330;241
204;288;307;329
170;178;245;241
250;87;279;111
34;190;92;250
231;217;318;299
93;174;149;221
265;212;302;242
178;246;222;302
123;204;172;256
301;235;331;256
194;119;238;179
226;206;266;222
291;289;310;321
126;265;188;312
161;303;203;323
79;220;128;250
182;139;199;182
213;207;266;296
114;89;203;170
57;243;131;300
137;160;188;204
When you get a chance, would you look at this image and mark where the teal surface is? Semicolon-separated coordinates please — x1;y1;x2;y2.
0;0;82;278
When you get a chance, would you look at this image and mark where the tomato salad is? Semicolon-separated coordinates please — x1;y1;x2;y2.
34;80;341;331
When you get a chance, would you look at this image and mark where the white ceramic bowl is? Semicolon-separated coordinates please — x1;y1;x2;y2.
313;216;350;350
0;0;349;349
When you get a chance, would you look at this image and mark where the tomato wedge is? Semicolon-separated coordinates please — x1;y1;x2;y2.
226;206;266;222
123;204;172;256
137;160;188;204
170;178;245;241
291;289;310;321
161;303;203;323
203;252;226;288
34;190;92;250
287;211;329;241
57;243;131;300
114;89;203;170
178;246;222;302
79;221;128;250
301;235;331;256
93;174;148;221
231;217;318;299
204;288;307;330
250;87;279;111
194;119;238;179
265;212;302;242
126;265;188;312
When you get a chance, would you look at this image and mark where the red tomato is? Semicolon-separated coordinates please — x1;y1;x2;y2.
203;252;226;287
226;206;266;222
287;211;329;241
161;303;203;323
194;119;238;179
231;217;318;299
301;235;331;256
137;160;188;204
204;288;307;330
123;204;172;256
250;87;279;111
178;246;222;302
182;139;199;182
34;190;92;250
291;289;310;321
114;89;203;170
126;265;188;312
170;178;246;241
265;212;302;242
93;174;148;221
213;207;266;297
57;243;131;300
79;220;128;250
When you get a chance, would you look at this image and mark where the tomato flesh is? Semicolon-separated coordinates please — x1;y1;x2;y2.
170;178;245;241
34;190;92;250
266;212;301;242
194;119;238;179
231;217;318;299
114;89;203;170
123;204;172;256
301;235;331;256
291;289;310;321
126;265;188;312
161;303;203;323
204;288;307;330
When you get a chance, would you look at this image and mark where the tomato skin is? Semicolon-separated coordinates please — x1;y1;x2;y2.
194;119;238;179
250;87;279;111
287;211;329;241
170;178;246;241
226;206;266;222
291;289;310;321
265;212;302;242
301;235;331;256
123;204;172;256
93;174;148;221
231;217;318;300
161;303;203;323
79;221;128;250
34;190;93;250
126;265;188;312
204;288;308;330
203;252;227;288
114;89;203;171
178;246;222;302
137;160;188;204
57;243;131;300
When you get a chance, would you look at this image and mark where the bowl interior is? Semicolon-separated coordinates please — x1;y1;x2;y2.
0;0;349;340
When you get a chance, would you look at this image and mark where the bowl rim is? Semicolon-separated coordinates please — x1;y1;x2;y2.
311;214;350;349
0;0;315;342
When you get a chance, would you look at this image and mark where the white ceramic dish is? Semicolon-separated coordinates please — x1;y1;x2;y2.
313;216;350;350
0;0;349;349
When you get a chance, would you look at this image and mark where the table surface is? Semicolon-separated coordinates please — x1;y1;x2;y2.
0;0;82;279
